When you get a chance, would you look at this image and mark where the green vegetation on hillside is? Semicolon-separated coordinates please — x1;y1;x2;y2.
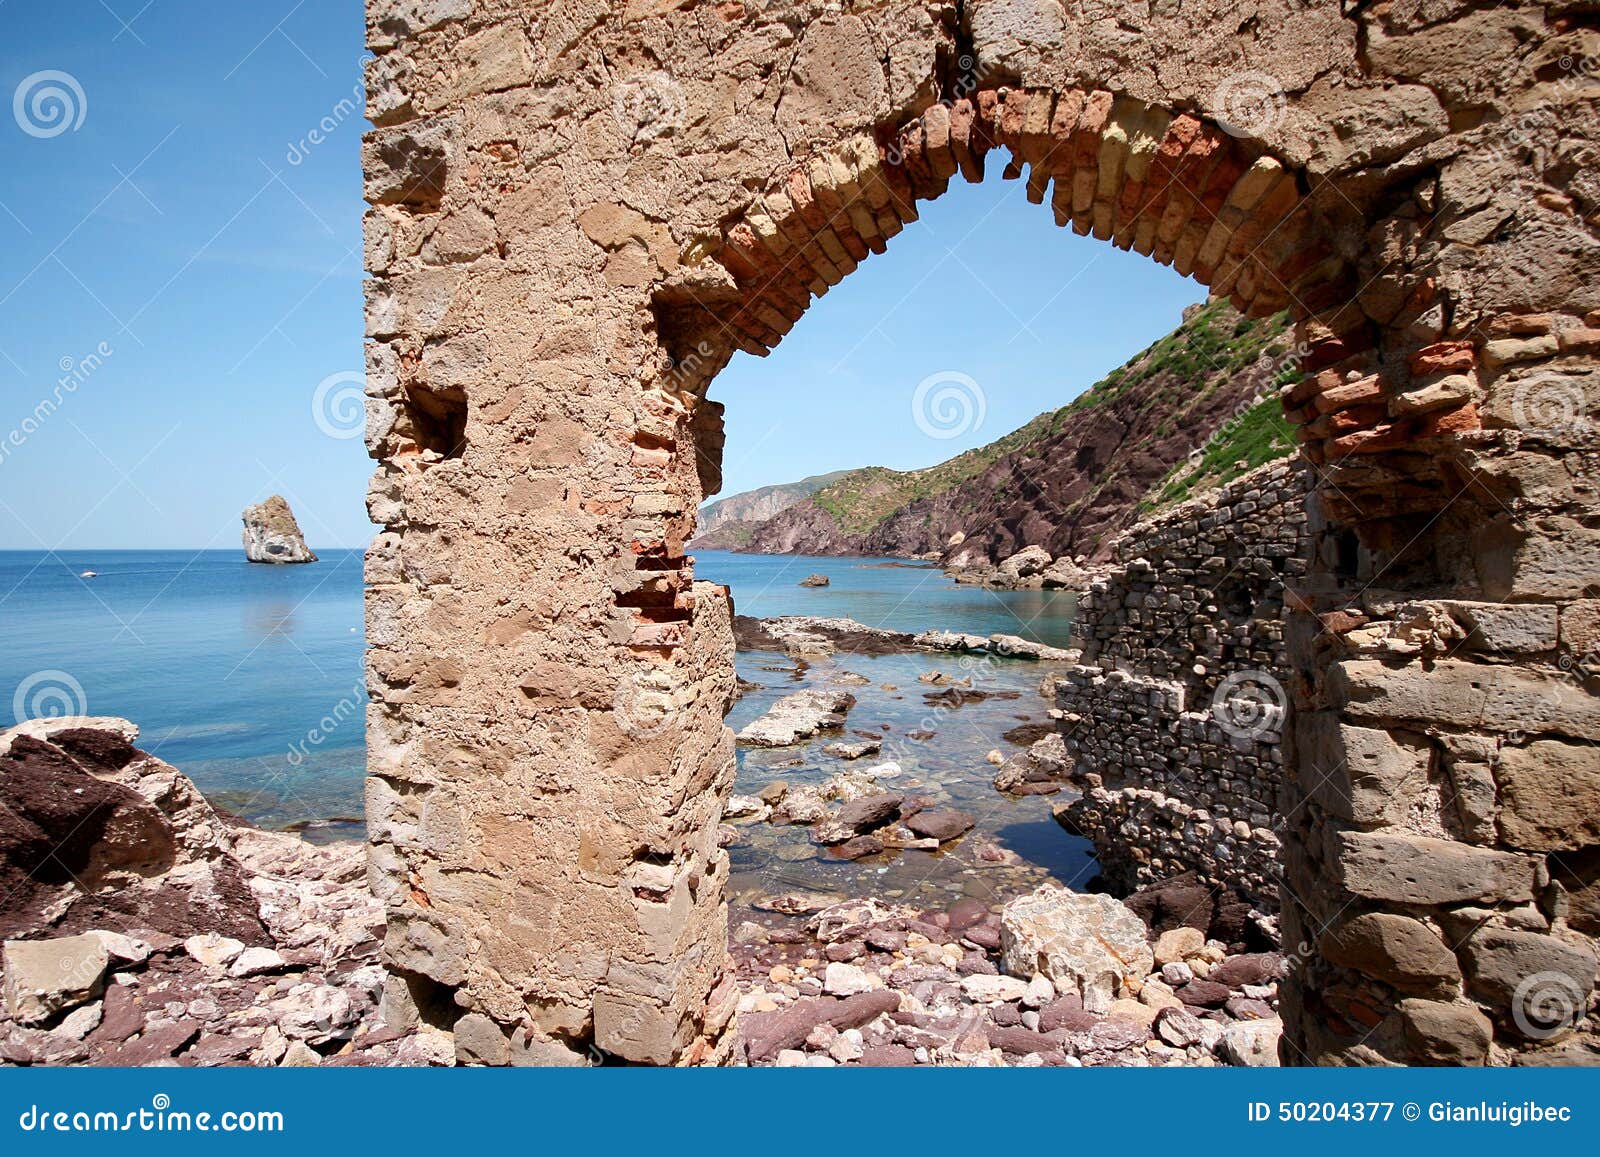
808;412;1058;536
1147;396;1296;510
786;297;1296;547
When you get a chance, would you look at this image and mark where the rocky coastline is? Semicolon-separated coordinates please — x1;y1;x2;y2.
0;717;420;1067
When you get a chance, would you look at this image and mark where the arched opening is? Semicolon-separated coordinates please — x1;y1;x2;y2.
361;5;1600;1069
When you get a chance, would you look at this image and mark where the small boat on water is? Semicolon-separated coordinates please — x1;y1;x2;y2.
79;570;97;578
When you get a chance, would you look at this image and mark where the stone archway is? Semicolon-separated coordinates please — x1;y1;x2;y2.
361;1;1600;1065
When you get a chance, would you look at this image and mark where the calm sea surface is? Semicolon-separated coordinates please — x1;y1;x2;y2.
0;549;1092;895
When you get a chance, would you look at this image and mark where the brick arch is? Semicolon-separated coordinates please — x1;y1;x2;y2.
361;0;1600;1068
677;89;1315;367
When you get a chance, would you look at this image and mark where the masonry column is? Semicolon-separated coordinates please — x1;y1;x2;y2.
358;11;738;1065
1278;231;1600;1063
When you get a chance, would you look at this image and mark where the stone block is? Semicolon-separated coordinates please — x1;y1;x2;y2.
593;989;683;1066
1396;998;1492;1065
1296;712;1431;826
2;935;109;1025
453;1012;511;1065
1495;740;1600;852
1461;927;1597;1040
1319;912;1461;995
1445;601;1558;654
1329;659;1600;740
1333;830;1536;905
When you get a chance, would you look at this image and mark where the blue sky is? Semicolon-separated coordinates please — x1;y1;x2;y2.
0;1;1204;549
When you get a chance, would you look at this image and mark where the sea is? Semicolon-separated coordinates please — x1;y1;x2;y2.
1;548;1096;904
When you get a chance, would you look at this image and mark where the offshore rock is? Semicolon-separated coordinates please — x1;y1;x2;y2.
242;495;317;564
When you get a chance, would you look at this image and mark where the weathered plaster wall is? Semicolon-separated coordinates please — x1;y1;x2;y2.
362;0;1600;1065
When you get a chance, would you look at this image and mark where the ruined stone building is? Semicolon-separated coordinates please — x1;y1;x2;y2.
361;0;1600;1065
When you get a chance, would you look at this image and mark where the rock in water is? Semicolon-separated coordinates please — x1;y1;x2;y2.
799;573;830;587
241;495;317;564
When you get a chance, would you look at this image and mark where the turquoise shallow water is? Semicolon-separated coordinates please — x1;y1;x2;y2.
0;548;1083;871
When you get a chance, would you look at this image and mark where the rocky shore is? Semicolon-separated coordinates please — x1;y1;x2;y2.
1;714;1286;1067
733;614;1078;661
945;543;1091;591
728;881;1284;1067
0;718;419;1067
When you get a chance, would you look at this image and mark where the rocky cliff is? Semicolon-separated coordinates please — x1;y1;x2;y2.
693;469;852;548
241;495;317;564
716;300;1295;566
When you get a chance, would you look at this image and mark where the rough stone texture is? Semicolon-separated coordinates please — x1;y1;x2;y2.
2;936;108;1026
999;887;1154;1012
0;719;413;1068
1056;460;1307;906
364;0;1600;1065
241;495;317;564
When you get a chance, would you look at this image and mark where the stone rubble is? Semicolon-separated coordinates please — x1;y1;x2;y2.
0;718;406;1068
730;888;1286;1068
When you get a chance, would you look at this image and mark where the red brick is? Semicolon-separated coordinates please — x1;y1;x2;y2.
1485;313;1556;337
1408;341;1475;375
1315;374;1385;414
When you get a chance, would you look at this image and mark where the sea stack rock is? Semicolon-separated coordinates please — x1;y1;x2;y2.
241;495;317;564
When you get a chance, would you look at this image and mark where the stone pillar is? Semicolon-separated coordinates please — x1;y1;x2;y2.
1279;265;1600;1062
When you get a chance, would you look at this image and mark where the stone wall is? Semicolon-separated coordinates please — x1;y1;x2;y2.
363;0;1600;1065
1057;459;1310;908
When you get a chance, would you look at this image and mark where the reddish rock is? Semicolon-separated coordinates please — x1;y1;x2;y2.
1178;979;1232;1008
904;809;975;842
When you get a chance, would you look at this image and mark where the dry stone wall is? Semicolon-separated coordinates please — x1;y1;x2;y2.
1057;460;1310;908
362;0;1600;1065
